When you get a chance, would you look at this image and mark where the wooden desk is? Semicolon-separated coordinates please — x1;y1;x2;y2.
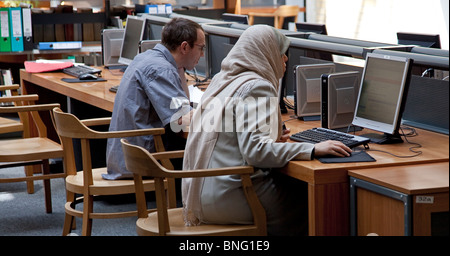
20;67;206;113
348;162;449;236
282;114;449;236
18;70;449;236
20;67;119;112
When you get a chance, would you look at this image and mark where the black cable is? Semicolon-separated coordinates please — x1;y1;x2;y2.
283;97;295;110
185;68;208;87
365;126;422;158
282;117;298;125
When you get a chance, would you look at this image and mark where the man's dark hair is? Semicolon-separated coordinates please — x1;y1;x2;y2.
161;18;204;51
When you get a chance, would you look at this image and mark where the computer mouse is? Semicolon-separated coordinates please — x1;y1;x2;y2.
79;73;98;80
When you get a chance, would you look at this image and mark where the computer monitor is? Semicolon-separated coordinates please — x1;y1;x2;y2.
321;71;360;130
295;22;328;35
118;16;146;65
221;13;249;24
397;32;441;49
204;23;306;79
294;22;333;63
294;63;335;120
401;75;449;135
139;39;160;53
141;14;213;78
101;28;124;67
352;53;413;144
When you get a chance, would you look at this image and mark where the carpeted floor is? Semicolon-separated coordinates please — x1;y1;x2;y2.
0;165;156;236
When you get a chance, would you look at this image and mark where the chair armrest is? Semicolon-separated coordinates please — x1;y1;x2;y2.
81;117;111;127
168;165;255;179
150;150;254;178
0;94;39;103
92;127;166;139
152;150;185;160
0;84;19;91
0;103;60;114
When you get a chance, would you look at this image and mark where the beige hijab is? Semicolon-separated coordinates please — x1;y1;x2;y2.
182;25;290;226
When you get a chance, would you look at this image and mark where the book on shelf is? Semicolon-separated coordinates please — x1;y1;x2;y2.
0;69;13;99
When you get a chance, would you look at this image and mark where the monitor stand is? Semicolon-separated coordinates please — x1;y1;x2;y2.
106;65;127;70
333;125;363;133
362;133;403;144
301;115;320;121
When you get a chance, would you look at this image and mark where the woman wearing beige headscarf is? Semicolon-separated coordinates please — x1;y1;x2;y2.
182;25;351;235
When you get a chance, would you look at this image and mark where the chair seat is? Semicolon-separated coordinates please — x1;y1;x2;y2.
0;137;63;162
0;116;23;134
137;208;260;236
66;168;157;195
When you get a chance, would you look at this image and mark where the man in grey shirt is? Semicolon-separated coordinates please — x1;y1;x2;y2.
104;18;205;180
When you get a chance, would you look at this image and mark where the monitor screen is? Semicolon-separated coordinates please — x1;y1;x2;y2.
295;22;328;35
101;28;124;67
118;16;146;65
397;32;441;49
352;53;413;144
221;13;249;24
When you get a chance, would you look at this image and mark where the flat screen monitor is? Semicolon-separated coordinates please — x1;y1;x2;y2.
401;76;449;135
397;32;441;49
352;53;413;144
101;28;124;67
208;34;237;78
294;63;335;120
118;16;146;65
204;23;306;79
295;22;328;35
221;13;249;24
141;14;212;78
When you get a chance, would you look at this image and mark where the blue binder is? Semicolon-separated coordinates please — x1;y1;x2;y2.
8;7;24;52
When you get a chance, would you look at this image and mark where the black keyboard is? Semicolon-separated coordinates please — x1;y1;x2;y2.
63;65;102;78
290;127;370;148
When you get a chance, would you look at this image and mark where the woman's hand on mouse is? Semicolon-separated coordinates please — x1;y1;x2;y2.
314;140;352;157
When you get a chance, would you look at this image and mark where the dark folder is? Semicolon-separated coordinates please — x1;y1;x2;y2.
22;7;34;51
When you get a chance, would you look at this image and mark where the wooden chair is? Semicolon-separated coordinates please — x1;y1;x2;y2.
0;89;64;213
51;107;177;236
248;5;302;29
121;138;267;236
0;85;24;135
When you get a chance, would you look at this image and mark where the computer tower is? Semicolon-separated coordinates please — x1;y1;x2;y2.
294;63;335;120
321;71;360;130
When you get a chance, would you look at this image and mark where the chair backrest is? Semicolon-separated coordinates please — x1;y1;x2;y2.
0;85;24;135
52;107;99;178
275;5;299;29
120;138;172;178
52;107;103;139
52;107;170;178
275;5;300;17
121;138;267;236
0;88;59;139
